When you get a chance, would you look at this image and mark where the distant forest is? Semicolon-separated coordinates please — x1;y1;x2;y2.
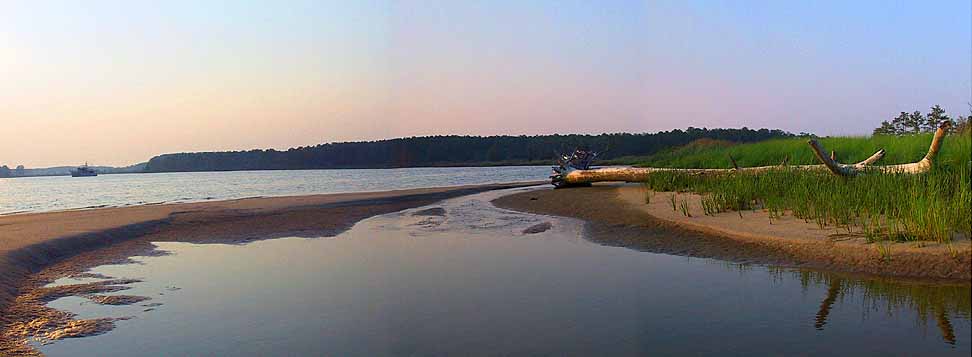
142;127;795;173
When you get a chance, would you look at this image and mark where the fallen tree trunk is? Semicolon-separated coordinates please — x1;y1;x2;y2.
551;123;948;188
809;122;948;176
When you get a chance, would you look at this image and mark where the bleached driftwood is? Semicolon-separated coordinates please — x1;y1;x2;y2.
809;122;949;176
551;122;948;188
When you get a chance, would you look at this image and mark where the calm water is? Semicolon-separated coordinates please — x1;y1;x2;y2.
38;189;971;356
0;167;548;214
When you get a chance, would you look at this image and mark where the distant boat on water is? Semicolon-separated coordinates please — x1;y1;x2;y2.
70;163;98;177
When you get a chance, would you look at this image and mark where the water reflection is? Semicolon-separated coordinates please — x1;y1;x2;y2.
787;269;969;345
26;189;971;356
814;277;841;330
713;259;970;345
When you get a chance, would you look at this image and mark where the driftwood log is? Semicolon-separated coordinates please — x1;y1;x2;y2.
551;123;949;188
808;122;948;176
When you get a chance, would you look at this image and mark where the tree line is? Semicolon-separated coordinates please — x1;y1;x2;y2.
0;165;24;178
873;105;970;135
143;127;794;172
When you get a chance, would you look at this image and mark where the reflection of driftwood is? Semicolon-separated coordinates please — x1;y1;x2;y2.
551;123;949;188
814;279;842;330
935;305;956;345
811;278;956;345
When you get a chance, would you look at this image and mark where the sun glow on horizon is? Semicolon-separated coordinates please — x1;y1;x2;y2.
1;0;969;167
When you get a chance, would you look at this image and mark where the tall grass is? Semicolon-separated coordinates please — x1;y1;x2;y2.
639;132;969;169
638;133;971;243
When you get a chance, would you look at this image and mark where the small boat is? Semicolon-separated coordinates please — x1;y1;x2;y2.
71;163;98;177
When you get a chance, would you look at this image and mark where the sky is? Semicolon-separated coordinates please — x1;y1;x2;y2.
1;0;969;167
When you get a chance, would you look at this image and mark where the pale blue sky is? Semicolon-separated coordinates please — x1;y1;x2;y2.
1;0;969;166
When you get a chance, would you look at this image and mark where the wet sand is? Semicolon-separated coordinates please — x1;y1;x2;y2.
0;182;540;355
493;183;971;281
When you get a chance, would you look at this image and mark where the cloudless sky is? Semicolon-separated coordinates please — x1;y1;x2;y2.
1;0;969;167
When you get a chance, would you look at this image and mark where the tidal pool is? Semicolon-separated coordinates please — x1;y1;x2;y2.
37;189;971;356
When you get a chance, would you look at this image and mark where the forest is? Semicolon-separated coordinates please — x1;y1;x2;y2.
142;127;795;172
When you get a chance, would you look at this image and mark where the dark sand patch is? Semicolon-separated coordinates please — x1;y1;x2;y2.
412;207;446;216
67;273;114;280
411;217;444;229
522;222;552;234
85;295;151;306
493;184;971;281
31;279;141;303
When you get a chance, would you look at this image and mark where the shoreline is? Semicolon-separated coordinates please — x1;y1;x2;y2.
0;182;542;328
3;181;968;354
1;175;552;218
492;183;971;282
0;164;552;183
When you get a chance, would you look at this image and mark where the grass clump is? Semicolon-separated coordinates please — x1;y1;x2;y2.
638;132;971;243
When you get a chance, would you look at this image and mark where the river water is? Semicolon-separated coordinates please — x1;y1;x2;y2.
34;189;972;356
0;166;549;214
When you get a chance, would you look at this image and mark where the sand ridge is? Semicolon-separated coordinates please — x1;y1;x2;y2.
492;183;971;281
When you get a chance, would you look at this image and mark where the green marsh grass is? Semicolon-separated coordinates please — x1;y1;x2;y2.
638;132;971;243
639;132;969;169
678;198;691;217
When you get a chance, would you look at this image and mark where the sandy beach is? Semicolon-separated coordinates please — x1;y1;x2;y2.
3;181;969;355
493;183;971;281
1;181;546;354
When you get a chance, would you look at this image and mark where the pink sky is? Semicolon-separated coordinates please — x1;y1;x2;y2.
1;1;969;167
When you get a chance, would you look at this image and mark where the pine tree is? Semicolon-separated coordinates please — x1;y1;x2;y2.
903;110;925;134
924;105;950;131
873;120;897;135
873;105;960;135
887;112;911;134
